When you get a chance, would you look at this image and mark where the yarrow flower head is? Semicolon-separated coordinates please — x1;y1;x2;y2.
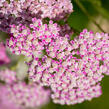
0;0;73;19
7;18;60;57
0;0;73;33
0;42;10;65
27;29;109;105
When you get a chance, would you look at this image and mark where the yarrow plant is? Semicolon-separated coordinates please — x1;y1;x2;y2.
0;0;109;107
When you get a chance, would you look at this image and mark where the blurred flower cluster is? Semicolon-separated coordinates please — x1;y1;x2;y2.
0;69;50;109
0;0;109;109
0;42;10;65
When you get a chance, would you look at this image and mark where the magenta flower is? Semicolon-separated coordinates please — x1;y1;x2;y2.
77;29;109;75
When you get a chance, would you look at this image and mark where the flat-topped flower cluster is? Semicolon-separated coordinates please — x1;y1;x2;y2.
28;29;109;105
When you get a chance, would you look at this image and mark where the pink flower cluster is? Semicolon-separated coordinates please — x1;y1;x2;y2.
0;69;16;84
28;29;109;105
0;0;73;19
77;29;109;75
2;0;108;105
0;69;50;109
7;18;61;57
0;83;50;109
0;0;73;33
0;42;10;65
7;12;109;104
0;85;20;109
29;56;103;105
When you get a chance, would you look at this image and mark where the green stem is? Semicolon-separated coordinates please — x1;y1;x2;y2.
74;0;106;33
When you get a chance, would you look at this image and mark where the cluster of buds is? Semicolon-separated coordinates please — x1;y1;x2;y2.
0;69;50;109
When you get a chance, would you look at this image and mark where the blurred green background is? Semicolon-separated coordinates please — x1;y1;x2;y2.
0;0;109;109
